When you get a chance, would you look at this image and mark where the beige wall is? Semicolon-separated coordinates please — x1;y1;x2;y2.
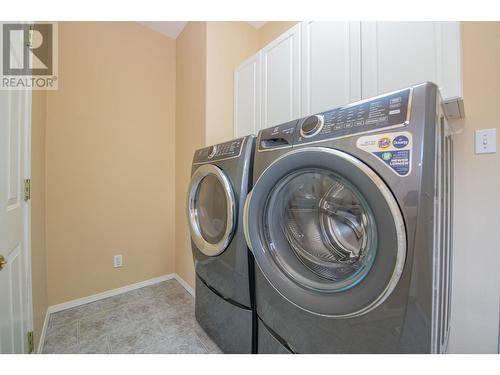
205;22;259;145
40;21;298;301
258;21;297;48
175;22;207;288
34;22;500;354
31;89;48;349
45;22;176;305
448;22;500;353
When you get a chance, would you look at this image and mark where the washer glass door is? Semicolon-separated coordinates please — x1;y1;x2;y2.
245;147;406;317
188;164;236;256
265;168;377;292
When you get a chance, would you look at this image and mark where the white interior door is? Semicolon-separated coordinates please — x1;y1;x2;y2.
0;24;33;354
234;53;261;138
261;23;301;128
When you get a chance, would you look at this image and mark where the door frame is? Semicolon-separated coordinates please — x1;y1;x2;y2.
24;85;34;347
22;20;34;349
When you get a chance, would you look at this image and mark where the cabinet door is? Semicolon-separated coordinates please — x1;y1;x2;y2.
234;53;261;138
301;21;361;116
361;22;462;100
261;23;301;129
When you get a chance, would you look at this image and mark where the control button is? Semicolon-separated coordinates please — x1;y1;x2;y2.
300;115;324;138
208;145;218;159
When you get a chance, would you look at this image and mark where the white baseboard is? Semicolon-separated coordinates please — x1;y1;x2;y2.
47;273;177;314
40;273;195;354
36;308;50;354
173;273;195;297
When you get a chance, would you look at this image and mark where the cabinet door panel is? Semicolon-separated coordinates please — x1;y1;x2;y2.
439;22;462;99
361;21;462;100
301;21;361;116
261;23;301;128
234;53;261;138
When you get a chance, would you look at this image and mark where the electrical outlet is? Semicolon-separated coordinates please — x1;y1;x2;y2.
113;254;123;268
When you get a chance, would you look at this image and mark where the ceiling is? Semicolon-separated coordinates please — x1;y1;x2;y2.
246;21;267;29
139;21;267;39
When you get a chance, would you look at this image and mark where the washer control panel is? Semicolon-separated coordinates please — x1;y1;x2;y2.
294;88;412;144
193;137;245;163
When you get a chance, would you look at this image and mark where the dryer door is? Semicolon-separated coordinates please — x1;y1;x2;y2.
188;164;236;256
244;147;406;318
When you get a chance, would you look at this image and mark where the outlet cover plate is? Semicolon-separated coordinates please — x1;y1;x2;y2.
475;129;496;154
113;254;123;268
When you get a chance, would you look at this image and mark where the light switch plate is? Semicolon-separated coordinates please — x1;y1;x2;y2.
475;129;496;154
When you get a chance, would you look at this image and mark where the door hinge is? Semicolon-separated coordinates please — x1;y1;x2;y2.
24;179;31;201
26;25;34;48
27;331;34;353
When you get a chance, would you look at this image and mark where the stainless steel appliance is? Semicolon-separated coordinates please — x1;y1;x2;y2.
244;83;453;353
188;135;256;353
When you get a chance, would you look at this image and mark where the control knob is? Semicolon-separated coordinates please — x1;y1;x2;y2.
208;145;218;159
300;115;324;138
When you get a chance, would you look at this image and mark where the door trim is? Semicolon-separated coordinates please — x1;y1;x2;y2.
187;164;236;257
24;86;34;348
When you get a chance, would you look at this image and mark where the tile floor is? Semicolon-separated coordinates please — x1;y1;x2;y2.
42;279;222;354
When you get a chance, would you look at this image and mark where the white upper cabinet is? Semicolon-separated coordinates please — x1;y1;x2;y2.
361;22;462;100
301;21;361;116
261;23;301;129
234;53;261;138
234;22;464;137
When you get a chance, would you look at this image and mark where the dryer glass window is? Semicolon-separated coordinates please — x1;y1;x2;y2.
263;168;378;292
195;174;228;244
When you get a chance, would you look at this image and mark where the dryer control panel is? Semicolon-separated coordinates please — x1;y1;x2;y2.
193;137;245;164
294;88;412;145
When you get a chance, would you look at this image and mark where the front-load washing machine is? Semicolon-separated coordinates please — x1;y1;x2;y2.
188;135;255;353
244;82;453;353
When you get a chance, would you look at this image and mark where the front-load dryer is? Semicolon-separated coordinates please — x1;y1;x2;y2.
188;135;255;353
244;83;453;353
